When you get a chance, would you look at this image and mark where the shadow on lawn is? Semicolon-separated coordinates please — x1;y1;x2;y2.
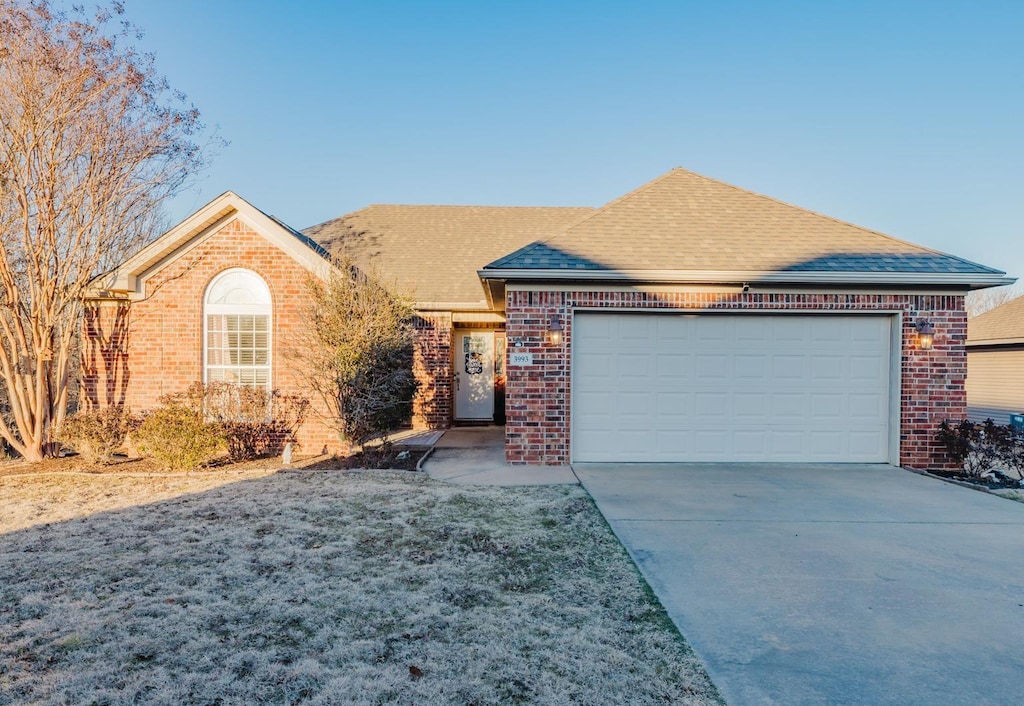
0;470;723;706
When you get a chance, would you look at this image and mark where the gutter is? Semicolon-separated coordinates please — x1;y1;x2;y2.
477;268;1014;289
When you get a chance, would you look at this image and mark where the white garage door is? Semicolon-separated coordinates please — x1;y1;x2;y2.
572;313;893;463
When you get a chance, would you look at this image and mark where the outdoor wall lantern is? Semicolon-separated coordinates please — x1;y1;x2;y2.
547;314;564;345
914;318;935;350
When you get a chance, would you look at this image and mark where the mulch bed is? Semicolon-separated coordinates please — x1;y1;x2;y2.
300;447;428;472
926;468;1023;491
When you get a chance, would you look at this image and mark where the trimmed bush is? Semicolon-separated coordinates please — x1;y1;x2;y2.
133;404;227;472
131;383;310;467
62;407;132;464
202;382;309;461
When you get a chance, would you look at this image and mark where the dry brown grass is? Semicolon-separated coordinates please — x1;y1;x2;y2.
0;469;722;705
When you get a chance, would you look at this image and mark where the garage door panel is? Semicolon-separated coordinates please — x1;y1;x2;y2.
850;355;885;380
810;318;845;342
734;430;768;455
851;320;885;342
695;392;730;417
734;354;768;379
809;430;845;455
618;429;655;453
772;354;806;380
617;392;651;416
734;317;770;342
811;393;844;418
655;391;692;417
772;317;806;342
697;317;730;341
619;317;654;345
656;316;692;341
656;353;691;378
849;393;885;418
695;430;729;453
771;393;805;418
654;430;690;454
572;313;892;463
697;354;729;379
811;355;845;379
769;430;804;455
619;353;653;378
734;392;768;417
574;351;613;377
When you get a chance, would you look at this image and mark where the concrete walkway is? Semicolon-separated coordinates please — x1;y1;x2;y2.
421;427;576;486
574;463;1024;706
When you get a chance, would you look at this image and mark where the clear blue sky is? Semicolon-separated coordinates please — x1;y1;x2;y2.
123;0;1022;285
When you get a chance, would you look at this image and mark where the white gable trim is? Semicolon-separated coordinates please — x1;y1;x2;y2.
90;191;331;299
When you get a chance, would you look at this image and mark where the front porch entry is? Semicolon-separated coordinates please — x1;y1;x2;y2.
453;328;506;424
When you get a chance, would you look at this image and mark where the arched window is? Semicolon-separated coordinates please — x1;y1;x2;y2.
204;268;272;389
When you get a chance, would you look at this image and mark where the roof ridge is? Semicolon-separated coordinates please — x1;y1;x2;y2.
359;203;591;210
303;203;594;234
678;168;1004;273
302;204;378;233
485;168;684;269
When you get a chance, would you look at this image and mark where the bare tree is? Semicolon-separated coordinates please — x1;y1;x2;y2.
294;258;418;449
0;1;208;461
966;283;1024;318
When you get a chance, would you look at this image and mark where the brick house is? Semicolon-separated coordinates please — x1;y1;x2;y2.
84;168;1012;469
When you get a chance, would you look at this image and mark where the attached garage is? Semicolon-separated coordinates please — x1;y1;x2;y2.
482;168;1010;468
571;313;896;463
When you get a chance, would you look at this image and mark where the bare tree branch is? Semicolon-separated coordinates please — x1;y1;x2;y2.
966;283;1024;318
0;0;213;460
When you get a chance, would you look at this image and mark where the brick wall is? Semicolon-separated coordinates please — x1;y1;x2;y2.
82;218;453;453
412;313;453;428
504;289;967;470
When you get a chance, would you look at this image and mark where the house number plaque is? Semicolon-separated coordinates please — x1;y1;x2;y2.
509;352;534;366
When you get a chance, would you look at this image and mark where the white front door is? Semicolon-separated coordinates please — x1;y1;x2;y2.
455;330;495;420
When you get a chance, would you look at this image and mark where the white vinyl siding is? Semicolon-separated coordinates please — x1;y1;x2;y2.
571;313;893;463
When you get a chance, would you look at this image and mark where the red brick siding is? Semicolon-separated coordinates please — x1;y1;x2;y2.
81;218;452;452
82;301;131;410
412;313;453;428
504;290;966;470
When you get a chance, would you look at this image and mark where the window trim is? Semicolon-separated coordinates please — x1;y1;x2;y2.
202;268;273;390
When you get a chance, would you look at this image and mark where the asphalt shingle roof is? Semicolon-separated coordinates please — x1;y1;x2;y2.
486;168;1004;276
968;295;1024;344
304;205;594;305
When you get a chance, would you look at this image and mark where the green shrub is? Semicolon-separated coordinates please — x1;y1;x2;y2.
62;407;132;464
133;404;227;472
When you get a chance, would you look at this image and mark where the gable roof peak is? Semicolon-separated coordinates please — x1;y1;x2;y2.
481;167;1010;287
92;189;330;298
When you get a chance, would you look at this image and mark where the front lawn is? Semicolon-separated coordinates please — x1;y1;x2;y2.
0;468;722;705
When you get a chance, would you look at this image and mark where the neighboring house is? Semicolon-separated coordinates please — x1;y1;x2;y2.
966;295;1024;425
84;168;1012;469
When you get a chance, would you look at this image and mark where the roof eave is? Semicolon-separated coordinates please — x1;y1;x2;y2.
966;337;1024;347
413;301;492;312
478;268;1014;289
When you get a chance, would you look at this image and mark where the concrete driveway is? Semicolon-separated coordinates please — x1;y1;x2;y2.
573;463;1024;706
